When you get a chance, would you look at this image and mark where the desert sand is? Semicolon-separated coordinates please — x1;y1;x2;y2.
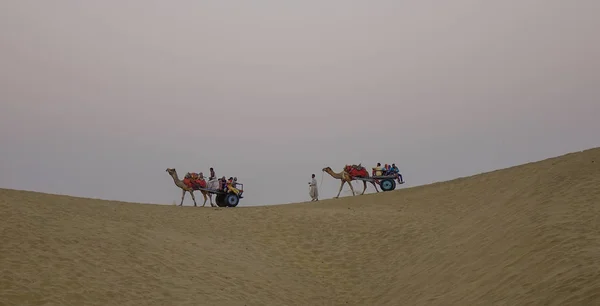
1;148;600;305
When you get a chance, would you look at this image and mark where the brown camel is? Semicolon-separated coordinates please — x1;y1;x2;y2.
165;168;216;207
322;166;380;198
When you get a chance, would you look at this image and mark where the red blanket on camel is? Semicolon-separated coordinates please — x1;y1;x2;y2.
183;172;207;190
344;164;369;178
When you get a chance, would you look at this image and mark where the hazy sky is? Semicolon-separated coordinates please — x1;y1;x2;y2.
1;0;599;206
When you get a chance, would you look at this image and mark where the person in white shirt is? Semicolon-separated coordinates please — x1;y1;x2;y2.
309;173;319;201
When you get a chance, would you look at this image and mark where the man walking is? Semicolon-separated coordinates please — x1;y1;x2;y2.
309;173;319;201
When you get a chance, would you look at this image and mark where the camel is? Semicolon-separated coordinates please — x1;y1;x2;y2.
322;166;380;198
165;168;217;207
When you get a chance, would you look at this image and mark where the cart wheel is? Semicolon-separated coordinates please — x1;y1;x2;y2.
225;193;240;207
215;194;227;207
380;179;396;191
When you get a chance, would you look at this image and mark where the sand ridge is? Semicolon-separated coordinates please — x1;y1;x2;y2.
1;148;600;305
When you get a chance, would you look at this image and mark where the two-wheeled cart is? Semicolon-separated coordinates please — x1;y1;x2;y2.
352;175;404;192
196;183;244;207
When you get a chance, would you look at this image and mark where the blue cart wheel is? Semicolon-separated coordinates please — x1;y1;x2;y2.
380;179;396;191
225;193;240;207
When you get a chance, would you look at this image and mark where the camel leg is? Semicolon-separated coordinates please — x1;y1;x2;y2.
190;191;197;207
365;181;379;192
201;191;208;207
180;189;186;206
348;181;356;196
371;181;380;192
335;181;346;198
361;181;368;195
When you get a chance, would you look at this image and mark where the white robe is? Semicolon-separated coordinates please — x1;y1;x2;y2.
206;178;220;191
309;177;319;200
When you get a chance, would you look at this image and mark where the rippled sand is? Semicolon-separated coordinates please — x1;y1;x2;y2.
2;148;599;305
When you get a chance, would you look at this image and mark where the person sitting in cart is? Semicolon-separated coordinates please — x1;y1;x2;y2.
383;164;391;175
226;177;241;195
219;176;227;191
372;163;383;176
390;163;405;183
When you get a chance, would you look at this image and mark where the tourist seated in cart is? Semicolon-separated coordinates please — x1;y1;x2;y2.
381;164;390;176
215;176;241;194
372;163;383;176
227;177;242;195
390;163;405;183
219;176;227;191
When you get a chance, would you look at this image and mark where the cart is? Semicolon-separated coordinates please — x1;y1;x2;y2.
195;183;244;207
353;175;404;192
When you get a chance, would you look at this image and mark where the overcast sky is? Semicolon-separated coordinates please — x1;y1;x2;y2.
1;0;598;206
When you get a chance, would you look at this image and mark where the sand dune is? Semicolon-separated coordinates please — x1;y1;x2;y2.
1;148;600;305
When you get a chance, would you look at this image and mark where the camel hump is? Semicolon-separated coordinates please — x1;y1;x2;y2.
183;176;207;190
343;164;366;177
351;164;364;171
346;165;369;178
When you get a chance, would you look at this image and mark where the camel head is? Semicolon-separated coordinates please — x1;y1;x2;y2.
322;167;332;172
166;168;176;175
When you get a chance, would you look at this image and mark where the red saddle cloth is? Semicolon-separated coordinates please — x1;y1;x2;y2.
183;176;207;189
344;165;369;178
